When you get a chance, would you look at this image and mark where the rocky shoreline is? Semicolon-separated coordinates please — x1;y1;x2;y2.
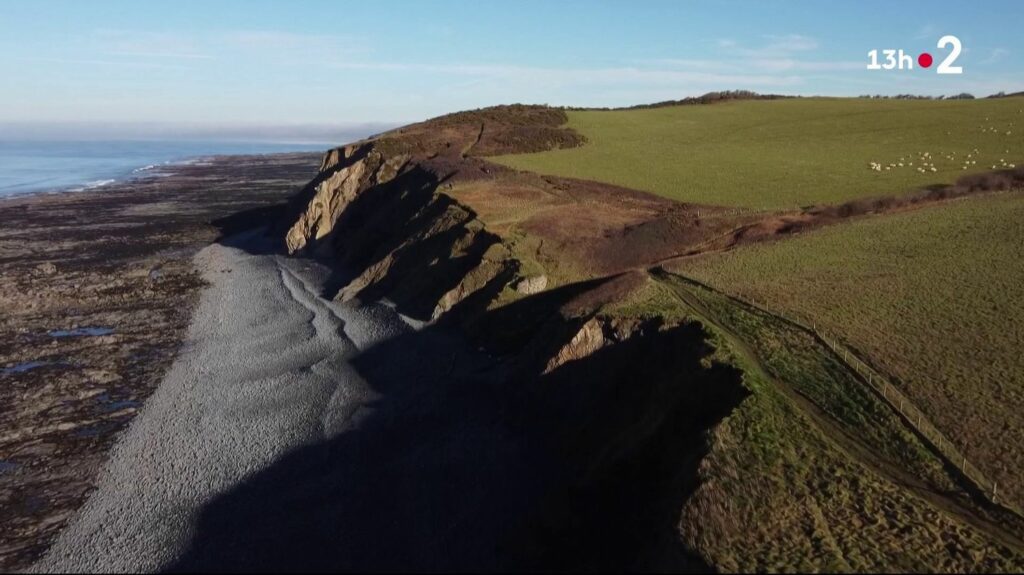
0;153;320;571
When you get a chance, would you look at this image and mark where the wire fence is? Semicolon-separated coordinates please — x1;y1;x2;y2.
671;275;1021;517
694;206;798;219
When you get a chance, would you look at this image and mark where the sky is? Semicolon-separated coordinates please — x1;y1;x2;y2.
1;0;1022;141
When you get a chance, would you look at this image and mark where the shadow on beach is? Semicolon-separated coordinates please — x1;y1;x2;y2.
161;249;740;571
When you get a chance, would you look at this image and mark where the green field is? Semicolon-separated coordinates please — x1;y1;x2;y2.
670;191;1024;510
605;278;1018;571
494;97;1024;209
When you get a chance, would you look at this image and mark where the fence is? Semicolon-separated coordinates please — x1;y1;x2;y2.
738;292;1015;514
665;271;1019;516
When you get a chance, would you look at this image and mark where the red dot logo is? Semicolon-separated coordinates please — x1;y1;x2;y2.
918;53;934;68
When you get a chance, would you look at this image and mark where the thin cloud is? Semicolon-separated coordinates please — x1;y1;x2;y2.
90;29;366;62
981;48;1009;65
914;24;939;41
650;57;861;74
328;61;803;88
16;55;193;71
718;34;822;59
219;30;363;55
93;29;211;60
761;34;819;53
105;50;214;60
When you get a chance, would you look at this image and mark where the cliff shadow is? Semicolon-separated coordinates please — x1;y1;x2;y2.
163;318;544;572
507;319;747;572
211;205;294;255
163;294;745;572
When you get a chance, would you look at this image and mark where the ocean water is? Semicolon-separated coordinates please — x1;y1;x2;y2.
0;140;329;198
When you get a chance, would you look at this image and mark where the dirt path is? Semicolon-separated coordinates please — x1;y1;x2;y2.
651;270;1024;552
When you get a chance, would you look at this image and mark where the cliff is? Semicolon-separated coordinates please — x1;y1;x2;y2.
271;105;1024;571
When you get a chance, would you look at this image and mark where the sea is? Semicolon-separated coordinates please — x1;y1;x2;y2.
0;140;330;198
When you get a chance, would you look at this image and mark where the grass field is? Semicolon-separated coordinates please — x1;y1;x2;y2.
671;191;1024;510
605;280;1021;571
494;97;1024;209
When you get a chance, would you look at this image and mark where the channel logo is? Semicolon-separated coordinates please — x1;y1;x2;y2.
867;35;963;74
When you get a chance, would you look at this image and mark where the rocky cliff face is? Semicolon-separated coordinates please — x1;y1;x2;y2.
271;106;752;570
284;144;408;254
278;106;588;325
270;104;1024;571
272;106;749;564
267;101;1024;572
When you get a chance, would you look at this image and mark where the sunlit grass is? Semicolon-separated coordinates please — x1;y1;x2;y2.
494;97;1024;209
673;191;1024;509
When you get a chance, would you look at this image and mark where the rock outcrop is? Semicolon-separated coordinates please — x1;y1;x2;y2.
278;106;590;324
543;317;606;374
284;144;412;255
514;275;548;295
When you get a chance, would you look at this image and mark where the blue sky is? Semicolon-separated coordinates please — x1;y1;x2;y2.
1;0;1022;140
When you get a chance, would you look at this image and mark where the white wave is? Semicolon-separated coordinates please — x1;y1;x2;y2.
69;179;117;192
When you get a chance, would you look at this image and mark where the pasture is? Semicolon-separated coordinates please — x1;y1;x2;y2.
670;191;1024;510
493;97;1024;209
